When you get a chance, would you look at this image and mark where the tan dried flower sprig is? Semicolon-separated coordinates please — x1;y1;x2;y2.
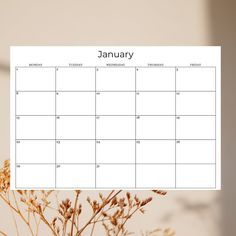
0;160;174;236
0;159;10;193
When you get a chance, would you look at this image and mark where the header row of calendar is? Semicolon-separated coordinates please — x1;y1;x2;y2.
17;66;216;68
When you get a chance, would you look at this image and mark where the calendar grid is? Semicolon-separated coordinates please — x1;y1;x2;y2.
14;66;218;189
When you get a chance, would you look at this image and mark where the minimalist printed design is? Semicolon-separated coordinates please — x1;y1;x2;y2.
11;46;221;189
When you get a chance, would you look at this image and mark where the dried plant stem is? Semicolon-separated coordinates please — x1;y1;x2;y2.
6;191;19;236
0;230;7;236
12;191;20;211
37;212;57;236
116;207;139;236
89;220;96;236
63;222;67;236
69;218;79;233
9;202;20;236
35;214;41;236
76;208;80;234
89;202;119;236
77;190;122;236
0;193;34;236
70;191;80;236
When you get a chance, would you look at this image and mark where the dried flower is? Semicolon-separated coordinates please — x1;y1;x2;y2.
0;159;10;192
0;159;170;236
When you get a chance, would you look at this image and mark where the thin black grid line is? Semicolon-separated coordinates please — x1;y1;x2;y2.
175;67;177;188
15;138;217;141
14;186;217;190
15;67;17;188
95;67;97;188
15;114;217;117
17;163;216;165
135;67;137;187
215;66;217;188
16;90;216;93
55;67;57;188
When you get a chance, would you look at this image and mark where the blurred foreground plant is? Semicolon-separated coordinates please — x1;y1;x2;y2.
0;160;174;236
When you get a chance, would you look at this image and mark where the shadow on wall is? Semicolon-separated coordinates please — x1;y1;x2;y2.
0;61;9;74
210;0;236;235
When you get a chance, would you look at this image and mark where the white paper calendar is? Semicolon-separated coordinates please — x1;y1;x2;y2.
10;46;221;190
